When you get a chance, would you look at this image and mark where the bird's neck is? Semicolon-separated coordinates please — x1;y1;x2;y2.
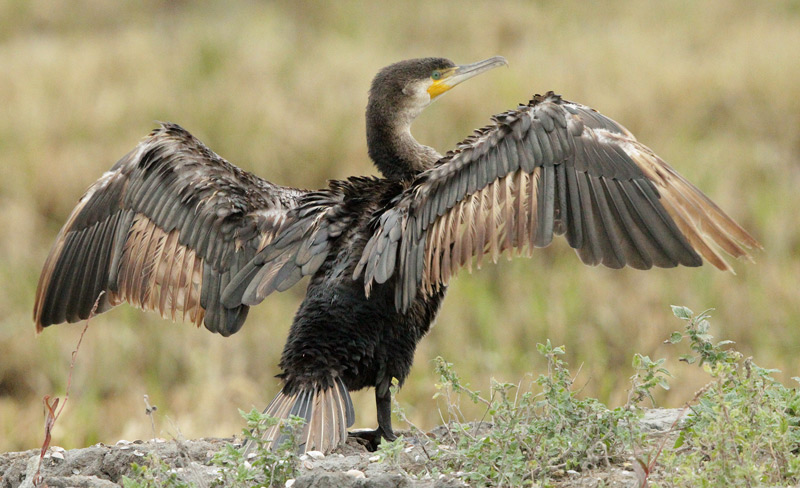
366;108;440;181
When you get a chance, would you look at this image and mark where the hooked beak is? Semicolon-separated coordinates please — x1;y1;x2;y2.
427;56;508;99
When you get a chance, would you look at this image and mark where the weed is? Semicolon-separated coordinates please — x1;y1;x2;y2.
423;341;646;486
627;353;672;407
119;306;800;487
123;455;194;488
122;410;303;488
654;306;800;487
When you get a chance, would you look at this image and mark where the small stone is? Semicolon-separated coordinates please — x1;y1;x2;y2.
72;468;80;475
116;439;132;446
303;460;313;469
368;454;381;462
133;450;145;457
299;454;308;461
345;469;365;479
285;480;295;487
51;451;65;461
306;450;325;460
567;469;579;476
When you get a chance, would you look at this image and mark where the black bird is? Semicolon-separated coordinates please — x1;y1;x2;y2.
34;57;759;454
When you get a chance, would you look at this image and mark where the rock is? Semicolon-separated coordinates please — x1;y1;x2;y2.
640;408;687;432
0;439;230;488
0;409;689;488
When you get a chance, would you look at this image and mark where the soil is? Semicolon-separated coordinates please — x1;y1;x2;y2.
0;409;684;488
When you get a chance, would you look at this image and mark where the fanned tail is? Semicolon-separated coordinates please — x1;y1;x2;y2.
242;376;355;456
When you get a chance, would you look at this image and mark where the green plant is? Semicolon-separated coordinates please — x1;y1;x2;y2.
212;410;304;487
628;353;672;407
122;410;303;488
655;306;800;487
123;455;193;488
426;341;646;486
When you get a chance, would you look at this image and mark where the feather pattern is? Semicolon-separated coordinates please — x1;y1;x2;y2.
242;376;355;456
356;92;761;312
33;123;304;336
222;177;384;308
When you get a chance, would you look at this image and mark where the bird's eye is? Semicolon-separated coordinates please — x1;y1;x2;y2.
431;70;442;80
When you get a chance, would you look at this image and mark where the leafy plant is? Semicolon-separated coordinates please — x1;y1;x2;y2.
122;306;800;487
655;306;800;487
425;340;646;486
122;410;303;488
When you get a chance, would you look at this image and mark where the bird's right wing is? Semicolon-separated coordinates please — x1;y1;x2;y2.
355;92;761;312
34;123;305;336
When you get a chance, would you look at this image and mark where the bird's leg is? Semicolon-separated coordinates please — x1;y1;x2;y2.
348;386;396;451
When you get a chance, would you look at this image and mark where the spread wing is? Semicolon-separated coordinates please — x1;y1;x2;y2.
33;123;305;336
356;92;761;312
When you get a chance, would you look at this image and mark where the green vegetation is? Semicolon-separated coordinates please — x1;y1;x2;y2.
385;306;800;486
656;307;800;487
422;344;642;486
2;1;798;454
120;306;800;486
123;410;304;488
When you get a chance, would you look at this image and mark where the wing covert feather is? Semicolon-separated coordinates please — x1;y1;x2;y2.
356;92;760;312
34;123;304;336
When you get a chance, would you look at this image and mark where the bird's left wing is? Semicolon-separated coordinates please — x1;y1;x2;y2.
355;92;760;312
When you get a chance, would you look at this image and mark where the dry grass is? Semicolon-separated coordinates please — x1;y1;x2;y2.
1;0;798;451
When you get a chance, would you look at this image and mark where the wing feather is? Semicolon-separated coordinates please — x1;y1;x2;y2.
34;123;304;336
356;92;760;311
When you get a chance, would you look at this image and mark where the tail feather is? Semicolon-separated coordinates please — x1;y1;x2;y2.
242;377;354;456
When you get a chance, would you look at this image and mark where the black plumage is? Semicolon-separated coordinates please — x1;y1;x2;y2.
35;57;759;454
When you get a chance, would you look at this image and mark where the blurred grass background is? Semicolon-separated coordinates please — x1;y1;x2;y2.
1;0;798;452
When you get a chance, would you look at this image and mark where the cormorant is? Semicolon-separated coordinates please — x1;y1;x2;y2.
33;57;759;454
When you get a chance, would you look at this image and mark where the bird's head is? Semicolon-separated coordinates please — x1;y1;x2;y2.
368;56;508;126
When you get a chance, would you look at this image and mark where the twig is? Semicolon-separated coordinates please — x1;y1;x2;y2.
144;394;158;441
635;383;711;488
33;292;102;487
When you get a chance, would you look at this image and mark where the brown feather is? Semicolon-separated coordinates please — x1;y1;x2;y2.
373;97;759;310
157;231;180;316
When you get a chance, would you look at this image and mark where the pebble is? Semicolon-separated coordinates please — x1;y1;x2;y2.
346;469;366;479
306;450;325;460
285;480;295;487
368;454;381;462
